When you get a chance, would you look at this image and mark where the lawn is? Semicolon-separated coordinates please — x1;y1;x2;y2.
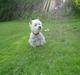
0;17;80;75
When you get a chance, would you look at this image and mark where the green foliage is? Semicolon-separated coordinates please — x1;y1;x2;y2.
0;0;80;21
0;0;39;21
74;0;80;6
72;0;80;9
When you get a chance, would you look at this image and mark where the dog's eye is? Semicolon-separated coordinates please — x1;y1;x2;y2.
35;24;37;26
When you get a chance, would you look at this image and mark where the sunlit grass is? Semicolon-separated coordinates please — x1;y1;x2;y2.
0;17;80;75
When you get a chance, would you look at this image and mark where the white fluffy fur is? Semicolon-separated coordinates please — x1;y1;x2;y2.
28;19;46;48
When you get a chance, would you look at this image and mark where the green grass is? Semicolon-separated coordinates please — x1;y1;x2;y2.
0;17;80;75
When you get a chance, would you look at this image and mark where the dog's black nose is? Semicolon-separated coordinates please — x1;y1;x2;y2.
39;26;41;29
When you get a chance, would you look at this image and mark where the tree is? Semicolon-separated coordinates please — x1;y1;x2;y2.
0;0;38;21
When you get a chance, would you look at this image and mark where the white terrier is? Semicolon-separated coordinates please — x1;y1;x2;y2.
28;19;46;48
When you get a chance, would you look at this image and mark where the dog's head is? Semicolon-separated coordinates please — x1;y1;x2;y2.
29;19;42;34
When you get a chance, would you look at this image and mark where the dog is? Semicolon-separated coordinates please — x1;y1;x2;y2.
28;19;46;48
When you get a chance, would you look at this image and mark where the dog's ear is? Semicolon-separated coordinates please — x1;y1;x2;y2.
29;18;32;25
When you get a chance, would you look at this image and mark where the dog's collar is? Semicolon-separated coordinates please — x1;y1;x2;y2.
33;32;39;35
